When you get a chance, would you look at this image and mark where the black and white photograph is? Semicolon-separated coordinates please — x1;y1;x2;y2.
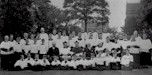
0;0;152;75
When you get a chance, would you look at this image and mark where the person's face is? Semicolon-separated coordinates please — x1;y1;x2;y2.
21;55;24;59
63;43;68;47
99;33;102;39
35;54;39;59
34;39;37;44
113;53;117;57
126;50;130;55
62;30;66;36
87;44;91;48
30;34;35;39
16;37;21;43
52;43;56;47
133;31;138;36
24;33;28;39
10;35;14;41
99;43;103;47
49;34;52;39
53;29;57;35
75;42;79;47
72;31;75;36
143;34;147;40
43;55;47;59
40;28;45;33
103;28;107;33
106;37;110;43
78;32;82;37
58;32;61;37
27;54;31;58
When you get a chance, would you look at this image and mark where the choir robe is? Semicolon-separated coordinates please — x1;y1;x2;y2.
14;59;27;69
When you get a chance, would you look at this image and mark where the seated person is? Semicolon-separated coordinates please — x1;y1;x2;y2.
33;54;43;71
67;56;78;69
121;50;133;70
60;58;70;70
71;41;83;56
41;55;50;67
47;42;59;61
14;54;27;70
95;43;104;54
51;56;61;69
24;53;35;68
84;43;95;59
60;41;73;56
109;53;121;70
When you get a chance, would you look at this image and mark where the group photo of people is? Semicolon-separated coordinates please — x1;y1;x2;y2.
0;27;152;71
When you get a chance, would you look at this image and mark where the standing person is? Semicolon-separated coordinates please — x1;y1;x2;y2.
0;35;14;70
31;38;39;56
39;39;48;58
52;29;58;42
39;27;49;45
22;39;32;54
81;30;88;40
102;28;111;43
92;29;99;39
29;34;35;45
20;33;29;45
96;33;104;45
139;33;152;68
56;31;64;49
76;32;85;48
9;34;16;49
127;35;140;69
48;33;53;48
85;32;97;47
69;33;76;47
14;36;22;61
131;30;142;42
62;30;69;43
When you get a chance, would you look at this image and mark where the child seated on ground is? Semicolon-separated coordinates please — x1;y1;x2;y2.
24;53;35;70
14;54;27;70
60;57;70;70
121;50;133;70
41;55;50;67
67;56;78;70
94;50;107;70
109;52;121;70
33;54;43;71
51;56;61;70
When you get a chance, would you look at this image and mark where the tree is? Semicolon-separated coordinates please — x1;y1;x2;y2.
63;0;110;32
137;0;152;30
0;0;33;36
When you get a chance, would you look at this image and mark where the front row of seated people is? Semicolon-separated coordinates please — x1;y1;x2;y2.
13;46;133;71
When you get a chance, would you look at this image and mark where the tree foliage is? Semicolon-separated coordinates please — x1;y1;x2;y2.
63;0;110;32
137;0;152;30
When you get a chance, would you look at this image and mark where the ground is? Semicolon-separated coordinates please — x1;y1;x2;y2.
0;69;152;75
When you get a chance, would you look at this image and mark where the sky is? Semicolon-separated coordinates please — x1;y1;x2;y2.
50;0;141;32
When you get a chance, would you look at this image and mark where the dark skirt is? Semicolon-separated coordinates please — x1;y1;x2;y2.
140;52;151;66
131;53;140;69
